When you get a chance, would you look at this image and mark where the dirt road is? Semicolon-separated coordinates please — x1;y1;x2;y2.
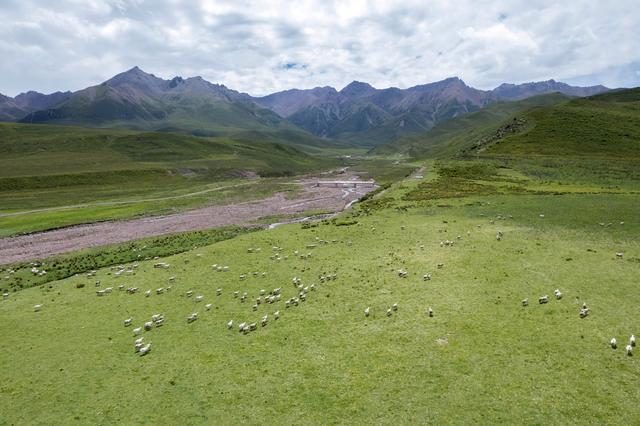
0;180;375;264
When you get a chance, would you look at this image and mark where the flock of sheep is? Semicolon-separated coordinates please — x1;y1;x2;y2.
4;209;634;363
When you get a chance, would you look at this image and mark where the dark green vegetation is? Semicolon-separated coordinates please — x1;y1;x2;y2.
0;227;253;293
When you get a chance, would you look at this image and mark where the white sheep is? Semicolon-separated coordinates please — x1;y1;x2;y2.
392;303;398;312
610;338;617;349
615;252;624;259
187;313;198;323
428;307;434;317
145;290;151;297
538;295;549;304
2;292;8;300
626;344;633;356
554;289;562;300
139;343;152;356
34;304;43;312
186;290;193;297
124;318;133;327
522;298;529;307
227;320;234;329
364;307;370;317
205;303;212;311
144;321;154;331
133;327;142;336
423;274;432;281
386;309;392;317
274;310;280;320
216;288;222;296
195;295;204;302
238;322;246;332
630;335;636;347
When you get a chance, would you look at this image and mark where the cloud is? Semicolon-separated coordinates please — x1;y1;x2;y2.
0;0;638;96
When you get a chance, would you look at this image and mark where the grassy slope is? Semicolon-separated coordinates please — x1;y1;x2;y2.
372;93;570;157
0;123;341;236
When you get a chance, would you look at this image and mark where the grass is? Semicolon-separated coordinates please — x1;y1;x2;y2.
1;155;639;423
0;123;349;236
1;88;639;423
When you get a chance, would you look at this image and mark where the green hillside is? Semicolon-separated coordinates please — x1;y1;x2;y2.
372;93;570;157
0;123;340;235
482;88;640;159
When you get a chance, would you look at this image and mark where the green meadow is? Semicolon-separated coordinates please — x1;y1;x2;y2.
1;88;639;424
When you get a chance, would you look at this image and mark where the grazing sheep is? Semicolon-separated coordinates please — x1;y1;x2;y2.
118;285;125;291
134;337;144;345
274;310;280;320
233;291;239;298
227;320;234;329
145;290;151;298
554;289;562;300
423;274;432;281
195;295;204;302
252;304;258;311
187;313;198;323
437;263;444;269
285;301;290;308
386;309;392;317
205;303;212;311
364;307;370;317
522;298;529;307
139;343;152;356
249;322;257;331
615;252;624;259
261;316;268;327
238;322;246;332
133;327;142;336
630;335;636;347
34;304;42;312
611;338;617;349
144;321;154;331
96;290;106;297
579;308;589;318
392;303;398;312
156;288;164;295
626;344;633;356
186;290;193;298
2;292;8;300
538;295;549;304
124;318;133;327
216;288;222;296
428;307;434;317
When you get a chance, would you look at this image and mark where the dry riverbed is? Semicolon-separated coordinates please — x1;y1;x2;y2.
0;179;376;264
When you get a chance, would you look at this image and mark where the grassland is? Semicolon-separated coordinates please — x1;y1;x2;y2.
1;88;639;424
0;123;345;236
1;151;639;423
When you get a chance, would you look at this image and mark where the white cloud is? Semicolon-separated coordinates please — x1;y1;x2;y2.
0;0;638;96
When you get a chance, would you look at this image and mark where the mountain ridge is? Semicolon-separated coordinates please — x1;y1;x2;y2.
0;66;612;147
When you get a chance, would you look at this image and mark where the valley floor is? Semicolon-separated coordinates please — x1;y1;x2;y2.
0;177;376;264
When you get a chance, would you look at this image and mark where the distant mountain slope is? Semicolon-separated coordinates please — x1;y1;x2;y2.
372;93;571;158
5;67;612;149
18;67;340;150
254;77;609;146
377;87;640;160
0;90;71;121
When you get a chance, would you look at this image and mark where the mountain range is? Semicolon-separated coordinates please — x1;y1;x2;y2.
0;67;610;147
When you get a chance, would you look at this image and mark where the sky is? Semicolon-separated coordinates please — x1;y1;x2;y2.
0;0;639;97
